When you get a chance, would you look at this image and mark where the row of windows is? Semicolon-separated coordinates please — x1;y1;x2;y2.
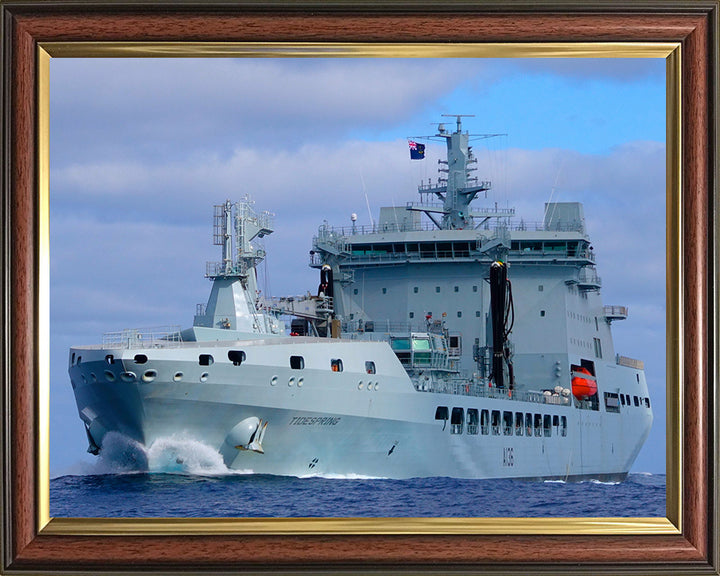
350;241;475;259
355;285;480;296
407;311;481;319
435;406;568;438
621;393;651;408
126;352;377;375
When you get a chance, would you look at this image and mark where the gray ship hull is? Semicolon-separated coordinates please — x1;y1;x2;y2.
69;337;651;480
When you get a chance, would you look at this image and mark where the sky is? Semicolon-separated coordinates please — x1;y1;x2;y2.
49;56;666;477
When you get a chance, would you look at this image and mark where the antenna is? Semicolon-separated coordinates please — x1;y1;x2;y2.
360;171;375;229
441;114;475;132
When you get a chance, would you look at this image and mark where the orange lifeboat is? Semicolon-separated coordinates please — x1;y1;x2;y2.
571;367;597;399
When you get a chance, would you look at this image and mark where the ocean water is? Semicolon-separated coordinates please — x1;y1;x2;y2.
50;435;665;518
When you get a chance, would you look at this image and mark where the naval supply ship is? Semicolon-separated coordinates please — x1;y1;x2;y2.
68;115;652;480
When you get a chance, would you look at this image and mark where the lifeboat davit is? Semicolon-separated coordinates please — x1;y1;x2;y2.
571;367;597;399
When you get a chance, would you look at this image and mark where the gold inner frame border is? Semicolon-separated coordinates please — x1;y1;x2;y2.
36;41;681;537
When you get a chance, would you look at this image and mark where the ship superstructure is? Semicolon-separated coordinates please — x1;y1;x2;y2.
68;117;652;480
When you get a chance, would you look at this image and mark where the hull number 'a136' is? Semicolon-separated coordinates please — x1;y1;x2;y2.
503;447;514;467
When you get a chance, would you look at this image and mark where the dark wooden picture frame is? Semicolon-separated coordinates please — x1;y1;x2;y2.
1;1;717;573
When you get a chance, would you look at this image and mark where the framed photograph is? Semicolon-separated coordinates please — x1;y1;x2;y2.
1;1;716;574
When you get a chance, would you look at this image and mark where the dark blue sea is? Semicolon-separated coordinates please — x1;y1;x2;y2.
49;435;665;518
50;473;665;518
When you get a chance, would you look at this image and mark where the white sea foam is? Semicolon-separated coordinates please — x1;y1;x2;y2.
145;435;242;476
64;432;257;477
299;472;388;480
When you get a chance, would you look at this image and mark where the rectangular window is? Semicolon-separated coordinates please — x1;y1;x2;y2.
382;288;387;294
604;392;620;413
515;412;524;436
353;288;358;295
454;286;459;293
365;361;376;374
331;359;343;372
525;413;533;437
633;395;639;406
476;311;481;317
436;286;441;293
409;312;414;319
435;406;449;422
467;409;479;435
451;407;464;435
457;311;462;318
561;416;568;437
413;286;419;293
480;409;489;435
540;310;546;317
534;414;542;437
593;337;603;358
290;356;305;370
543;414;552;437
199;354;214;366
491;410;501;435
473;285;478;292
620;394;626;405
538;285;544;292
503;411;513;436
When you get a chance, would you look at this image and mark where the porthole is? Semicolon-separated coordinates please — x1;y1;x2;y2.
81;374;87;384
104;370;115;382
173;372;183;382
142;369;158;383
288;377;295;387
271;376;278;386
358;381;364;390
200;372;209;382
297;378;304;388
90;372;97;383
120;371;136;382
374;383;379;391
